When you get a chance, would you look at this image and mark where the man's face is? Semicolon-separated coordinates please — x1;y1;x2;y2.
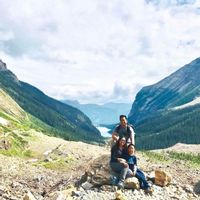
120;117;127;127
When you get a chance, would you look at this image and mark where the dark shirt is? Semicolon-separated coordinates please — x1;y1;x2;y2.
123;153;137;171
110;144;125;163
114;124;135;143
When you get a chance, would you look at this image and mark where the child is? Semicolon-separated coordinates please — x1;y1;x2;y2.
123;144;153;194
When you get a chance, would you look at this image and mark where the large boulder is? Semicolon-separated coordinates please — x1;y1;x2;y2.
78;154;141;190
124;177;140;190
154;169;172;187
79;154;112;187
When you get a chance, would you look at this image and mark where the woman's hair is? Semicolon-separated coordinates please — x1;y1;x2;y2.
116;136;126;147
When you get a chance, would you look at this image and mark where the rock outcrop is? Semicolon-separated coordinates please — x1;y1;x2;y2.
0;60;7;71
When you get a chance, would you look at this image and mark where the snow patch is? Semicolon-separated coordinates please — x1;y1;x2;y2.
171;96;200;110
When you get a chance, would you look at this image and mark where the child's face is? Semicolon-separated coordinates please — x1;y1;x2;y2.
128;145;135;155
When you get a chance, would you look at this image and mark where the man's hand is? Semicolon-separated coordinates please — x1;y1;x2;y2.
112;133;119;141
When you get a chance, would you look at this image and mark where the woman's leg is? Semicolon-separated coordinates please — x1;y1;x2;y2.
110;162;129;182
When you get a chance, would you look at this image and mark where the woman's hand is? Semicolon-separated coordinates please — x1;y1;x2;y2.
117;158;126;162
117;158;128;167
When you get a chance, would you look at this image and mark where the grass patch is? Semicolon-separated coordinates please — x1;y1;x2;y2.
142;150;200;168
141;151;170;163
0;147;35;158
167;151;200;167
38;156;74;171
0;111;18;123
0;130;35;158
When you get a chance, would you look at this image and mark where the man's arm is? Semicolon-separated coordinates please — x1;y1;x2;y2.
129;126;135;145
112;132;119;141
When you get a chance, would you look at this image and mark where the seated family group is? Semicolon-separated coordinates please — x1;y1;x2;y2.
110;115;153;194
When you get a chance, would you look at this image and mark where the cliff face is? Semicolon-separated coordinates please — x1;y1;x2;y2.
129;57;200;124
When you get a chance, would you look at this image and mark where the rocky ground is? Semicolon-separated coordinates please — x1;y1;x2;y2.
0;133;200;200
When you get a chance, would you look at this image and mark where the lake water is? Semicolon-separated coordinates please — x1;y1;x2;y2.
97;126;111;138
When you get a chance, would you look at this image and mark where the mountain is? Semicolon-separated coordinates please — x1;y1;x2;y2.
128;57;200;150
129;57;200;124
0;59;102;143
62;100;132;125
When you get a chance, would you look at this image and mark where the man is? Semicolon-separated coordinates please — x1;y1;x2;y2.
112;115;135;145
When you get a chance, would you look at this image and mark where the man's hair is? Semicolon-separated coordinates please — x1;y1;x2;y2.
119;115;127;120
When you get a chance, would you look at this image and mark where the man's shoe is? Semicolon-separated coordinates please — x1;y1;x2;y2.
144;187;153;195
117;181;124;189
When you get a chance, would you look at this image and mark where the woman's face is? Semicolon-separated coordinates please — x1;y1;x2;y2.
128;145;135;155
119;137;126;147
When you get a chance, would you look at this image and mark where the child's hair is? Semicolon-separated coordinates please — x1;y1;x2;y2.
127;143;135;150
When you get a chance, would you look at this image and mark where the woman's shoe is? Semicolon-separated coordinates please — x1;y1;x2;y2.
117;180;124;189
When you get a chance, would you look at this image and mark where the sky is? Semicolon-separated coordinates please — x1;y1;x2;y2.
1;0;200;104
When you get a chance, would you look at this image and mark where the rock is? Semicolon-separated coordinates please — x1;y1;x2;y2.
33;174;44;182
124;177;140;190
72;190;82;197
0;60;7;71
23;191;37;200
27;159;38;163
183;184;194;193
44;157;53;162
48;191;67;200
81;181;94;190
154;170;172;187
100;185;117;192
194;180;200;194
48;185;77;200
115;190;126;200
82;154;112;186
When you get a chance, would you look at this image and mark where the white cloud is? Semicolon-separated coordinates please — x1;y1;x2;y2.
1;0;200;104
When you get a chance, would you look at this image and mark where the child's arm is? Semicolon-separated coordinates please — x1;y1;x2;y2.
133;165;137;175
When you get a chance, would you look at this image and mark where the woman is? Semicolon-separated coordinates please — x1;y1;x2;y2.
110;136;131;189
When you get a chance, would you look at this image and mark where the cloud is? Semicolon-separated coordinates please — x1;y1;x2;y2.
1;0;200;104
146;0;196;7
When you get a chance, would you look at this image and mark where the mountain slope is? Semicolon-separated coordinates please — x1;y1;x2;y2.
128;57;200;150
0;88;27;120
135;103;200;149
129;57;200;124
0;59;102;142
